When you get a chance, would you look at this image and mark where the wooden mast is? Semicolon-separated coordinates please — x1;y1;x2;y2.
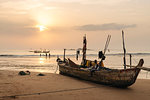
122;30;126;69
130;54;132;68
63;49;66;62
82;35;87;65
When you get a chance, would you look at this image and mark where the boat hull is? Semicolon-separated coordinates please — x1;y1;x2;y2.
58;59;144;88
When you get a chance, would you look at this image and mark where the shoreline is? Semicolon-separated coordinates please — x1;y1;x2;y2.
0;69;59;74
0;69;149;79
0;70;150;100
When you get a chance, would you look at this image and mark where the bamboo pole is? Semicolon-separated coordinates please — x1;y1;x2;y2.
99;35;111;66
64;49;66;62
122;30;126;69
130;54;132;68
104;35;111;55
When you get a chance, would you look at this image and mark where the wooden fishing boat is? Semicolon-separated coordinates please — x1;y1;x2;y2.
57;33;144;88
57;58;144;88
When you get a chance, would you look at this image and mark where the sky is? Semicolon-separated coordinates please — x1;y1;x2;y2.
0;0;150;52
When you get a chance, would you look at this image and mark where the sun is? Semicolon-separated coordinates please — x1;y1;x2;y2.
36;25;47;31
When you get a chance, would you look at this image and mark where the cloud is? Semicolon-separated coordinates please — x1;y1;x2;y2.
0;19;38;37
76;23;136;31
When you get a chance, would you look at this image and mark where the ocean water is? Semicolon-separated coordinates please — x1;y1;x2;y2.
0;49;150;79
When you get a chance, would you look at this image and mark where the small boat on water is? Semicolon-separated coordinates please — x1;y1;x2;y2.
57;33;144;88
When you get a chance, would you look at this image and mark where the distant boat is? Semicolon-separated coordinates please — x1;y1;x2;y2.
29;50;50;53
57;35;144;88
42;50;50;53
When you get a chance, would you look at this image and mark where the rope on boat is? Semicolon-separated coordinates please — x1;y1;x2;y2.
132;57;138;64
0;87;97;99
146;71;149;78
104;35;111;55
54;64;59;74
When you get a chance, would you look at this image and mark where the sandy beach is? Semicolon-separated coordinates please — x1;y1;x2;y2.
0;70;150;100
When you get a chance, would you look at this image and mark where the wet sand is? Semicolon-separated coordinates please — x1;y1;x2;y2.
0;70;150;100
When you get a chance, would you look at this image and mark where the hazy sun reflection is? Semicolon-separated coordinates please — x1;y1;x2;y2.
39;58;44;64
